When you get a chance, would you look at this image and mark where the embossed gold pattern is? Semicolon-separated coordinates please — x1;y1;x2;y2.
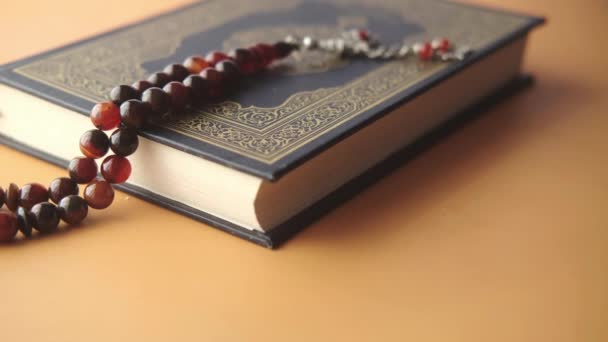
14;0;527;164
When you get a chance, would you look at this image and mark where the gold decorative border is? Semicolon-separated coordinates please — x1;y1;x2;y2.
13;0;528;164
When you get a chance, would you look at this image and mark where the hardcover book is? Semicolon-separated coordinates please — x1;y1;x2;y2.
0;0;543;247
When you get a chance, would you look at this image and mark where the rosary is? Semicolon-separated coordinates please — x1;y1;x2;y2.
0;29;472;242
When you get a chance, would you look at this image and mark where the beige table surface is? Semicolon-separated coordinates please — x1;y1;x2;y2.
0;0;607;341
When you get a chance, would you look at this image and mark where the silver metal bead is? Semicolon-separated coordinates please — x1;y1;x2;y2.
398;45;410;58
284;35;300;45
302;36;318;50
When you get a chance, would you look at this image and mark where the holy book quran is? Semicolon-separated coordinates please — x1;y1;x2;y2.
0;0;543;247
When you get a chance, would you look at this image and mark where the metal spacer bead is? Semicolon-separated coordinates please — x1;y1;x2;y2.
302;36;319;50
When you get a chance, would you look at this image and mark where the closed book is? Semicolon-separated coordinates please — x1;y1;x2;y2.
0;0;543;247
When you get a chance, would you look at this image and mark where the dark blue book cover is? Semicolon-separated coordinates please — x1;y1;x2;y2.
0;0;543;247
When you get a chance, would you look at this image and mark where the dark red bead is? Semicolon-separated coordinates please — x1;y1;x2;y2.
19;183;49;210
68;157;98;184
120;99;150;129
418;42;433;61
0;210;18;242
57;195;88;225
274;42;296;58
199;67;222;99
131;80;153;97
6;183;19;211
84;180;114;210
357;29;370;41
205;51;230;66
141;87;171;116
147;72;171;87
0;186;4;208
101;155;131;184
183;55;210;74
215;60;240;84
30;202;60;234
109;85;137;105
48;177;79;204
163;64;190;82
252;43;276;67
228;48;257;75
79;129;110;159
163;81;190;113
16;206;32;238
90;102;121;131
110;128;139;157
438;38;451;52
183;75;208;105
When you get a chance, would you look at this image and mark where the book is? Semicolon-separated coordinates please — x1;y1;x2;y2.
0;0;544;248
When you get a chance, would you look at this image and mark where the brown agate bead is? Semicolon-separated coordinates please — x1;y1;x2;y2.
164;64;190;82
19;183;49;210
120;99;150;129
16;206;32;237
200;67;223;99
57;195;88;225
228;48;257;75
110;128;139;157
147;72;171;87
183;75;208;105
48;177;79;204
274;41;296;58
252;43;276;67
68;157;98;184
0;186;4;208
0;210;18;242
141;87;171;116
90;102;121;131
205;51;230;66
215;60;240;85
132;80;153;97
109;85;137;105
6;183;19;211
84;180;114;209
101;155;131;184
163;81;190;113
30;202;60;234
80;129;110;158
183;55;209;74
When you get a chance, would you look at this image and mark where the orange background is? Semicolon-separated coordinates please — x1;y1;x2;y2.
0;0;607;341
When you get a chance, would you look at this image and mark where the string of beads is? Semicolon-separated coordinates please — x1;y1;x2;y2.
0;30;463;242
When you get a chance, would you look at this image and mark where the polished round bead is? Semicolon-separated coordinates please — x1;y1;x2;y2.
30;202;60;234
147;72;171;87
90;102;121;131
252;43;276;67
48;177;79;204
84;180;114;210
183;55;209;74
109;85;137;105
0;210;18;242
274;41;296;58
57;195;88;225
215;60;241;84
163;64;190;81
6;183;19;211
0;186;5;208
228;48;258;75
417;42;433;61
101;155;132;184
141;87;171;116
163;81;190;113
183;75;208;105
110;128;139;157
199;67;223;99
205;51;230;66
131;80;153;97
79;129;110;159
439;38;451;52
68;157;98;184
19;183;49;210
357;29;370;41
120;99;150;129
16;206;32;238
